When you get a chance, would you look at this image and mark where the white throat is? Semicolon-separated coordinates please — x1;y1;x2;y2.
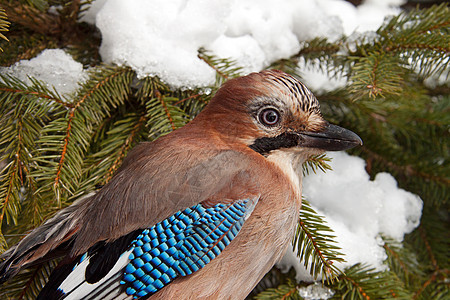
266;149;304;201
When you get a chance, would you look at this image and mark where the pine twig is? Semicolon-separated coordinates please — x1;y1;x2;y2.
105;114;147;183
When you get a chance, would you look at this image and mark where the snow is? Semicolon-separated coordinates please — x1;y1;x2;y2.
78;0;405;88
298;282;335;300
278;151;423;281
0;49;87;97
317;0;403;35
3;0;424;281
3;0;407;90
95;0;229;88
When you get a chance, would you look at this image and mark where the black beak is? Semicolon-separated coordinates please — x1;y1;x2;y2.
299;123;362;151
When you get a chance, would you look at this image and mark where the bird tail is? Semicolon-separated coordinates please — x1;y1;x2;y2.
0;194;92;284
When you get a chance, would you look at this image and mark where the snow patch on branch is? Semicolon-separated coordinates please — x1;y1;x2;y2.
278;151;422;281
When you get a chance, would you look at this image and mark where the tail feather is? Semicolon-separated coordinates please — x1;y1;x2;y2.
0;195;91;283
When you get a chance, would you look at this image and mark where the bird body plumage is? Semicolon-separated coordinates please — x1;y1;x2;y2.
0;70;361;299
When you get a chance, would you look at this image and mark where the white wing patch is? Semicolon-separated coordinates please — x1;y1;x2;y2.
58;249;133;300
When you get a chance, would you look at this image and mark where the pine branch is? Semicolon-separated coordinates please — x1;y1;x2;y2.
411;209;449;272
197;49;243;86
378;3;450;78
0;84;74;109
0;8;9;50
332;264;412;300
383;238;424;287
401;203;450;299
32;66;134;206
293;200;345;283
0;75;60;246
145;91;190;139
0;133;23;226
0;260;58;299
349;52;406;99
270;37;344;79
1;1;98;68
302;154;332;176
254;279;300;300
76;111;148;197
412;269;449;300
2;2;60;36
298;38;342;65
104;114;148;183
248;267;291;299
13;0;49;11
267;59;300;78
171;85;213;119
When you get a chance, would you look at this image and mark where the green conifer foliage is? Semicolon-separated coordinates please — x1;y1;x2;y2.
0;1;448;299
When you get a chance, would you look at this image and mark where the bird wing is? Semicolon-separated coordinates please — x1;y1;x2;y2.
39;196;259;299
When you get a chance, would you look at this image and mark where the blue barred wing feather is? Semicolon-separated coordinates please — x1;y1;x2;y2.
49;197;259;299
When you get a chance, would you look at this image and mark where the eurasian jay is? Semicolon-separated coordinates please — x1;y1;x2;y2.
0;70;361;299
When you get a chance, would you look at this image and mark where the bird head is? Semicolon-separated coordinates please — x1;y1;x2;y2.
195;70;362;159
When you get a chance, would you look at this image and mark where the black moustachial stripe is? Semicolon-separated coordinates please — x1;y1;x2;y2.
249;132;299;156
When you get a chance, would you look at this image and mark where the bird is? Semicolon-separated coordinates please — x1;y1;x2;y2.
0;69;361;299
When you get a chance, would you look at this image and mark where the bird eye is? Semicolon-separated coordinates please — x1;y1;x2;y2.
259;108;280;126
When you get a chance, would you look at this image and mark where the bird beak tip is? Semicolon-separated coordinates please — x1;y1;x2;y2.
299;123;363;151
